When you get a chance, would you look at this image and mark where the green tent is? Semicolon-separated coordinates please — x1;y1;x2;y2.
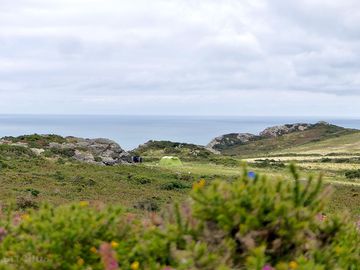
159;156;182;166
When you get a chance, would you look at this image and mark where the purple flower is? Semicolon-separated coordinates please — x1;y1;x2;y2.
262;265;274;270
99;243;119;270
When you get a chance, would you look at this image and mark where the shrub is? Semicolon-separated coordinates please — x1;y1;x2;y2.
0;145;35;159
0;166;358;269
136;177;152;185
3;134;66;149
160;181;191;190
49;148;76;158
94;156;103;162
134;197;161;211
0;204;127;269
0;160;8;170
25;188;40;197
252;159;286;169
15;196;38;210
345;169;360;179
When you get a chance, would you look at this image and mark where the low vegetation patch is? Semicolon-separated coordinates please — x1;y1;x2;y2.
345;169;360;179
252;159;286;169
160;181;191;190
0;166;358;269
3;134;66;149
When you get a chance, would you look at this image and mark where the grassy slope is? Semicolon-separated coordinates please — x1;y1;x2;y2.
0;144;239;212
1;128;360;221
277;131;360;155
219;124;356;157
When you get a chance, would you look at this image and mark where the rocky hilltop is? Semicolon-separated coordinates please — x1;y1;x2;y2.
0;134;131;165
259;123;313;137
206;133;257;154
206;121;353;155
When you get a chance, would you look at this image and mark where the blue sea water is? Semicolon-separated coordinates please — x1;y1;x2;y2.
0;115;359;150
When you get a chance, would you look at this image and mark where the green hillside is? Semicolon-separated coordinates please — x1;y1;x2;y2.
0;132;360;269
219;123;357;157
278;131;360;155
131;140;214;161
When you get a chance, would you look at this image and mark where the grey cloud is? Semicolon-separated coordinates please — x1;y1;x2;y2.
0;0;359;115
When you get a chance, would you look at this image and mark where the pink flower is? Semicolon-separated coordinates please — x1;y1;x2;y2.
316;213;327;222
0;227;7;242
99;243;119;270
262;265;274;270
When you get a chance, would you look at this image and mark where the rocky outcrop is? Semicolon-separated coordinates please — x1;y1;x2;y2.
206;133;257;153
259;123;313;138
49;137;131;165
259;122;330;138
0;135;131;165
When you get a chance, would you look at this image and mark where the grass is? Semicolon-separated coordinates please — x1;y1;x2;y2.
218;123;356;157
0;141;359;220
0;145;239;213
278;131;360;155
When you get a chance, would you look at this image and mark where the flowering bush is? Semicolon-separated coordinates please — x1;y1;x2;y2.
0;165;358;269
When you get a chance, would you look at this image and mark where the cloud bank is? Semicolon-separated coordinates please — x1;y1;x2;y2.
0;0;359;116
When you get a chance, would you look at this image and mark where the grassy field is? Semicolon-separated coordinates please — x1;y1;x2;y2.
0;142;359;220
0;130;359;269
1;125;360;221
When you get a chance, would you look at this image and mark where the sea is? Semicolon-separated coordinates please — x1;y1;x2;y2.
0;115;359;150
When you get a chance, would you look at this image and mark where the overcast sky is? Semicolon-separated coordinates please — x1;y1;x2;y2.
0;0;360;116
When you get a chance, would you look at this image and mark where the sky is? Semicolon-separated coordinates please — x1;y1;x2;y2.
0;0;360;116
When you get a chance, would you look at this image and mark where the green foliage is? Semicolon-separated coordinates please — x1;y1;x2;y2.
0;145;35;159
160;181;191;190
345;169;360;179
94;156;103;163
252;159;286;169
3;134;66;149
209;157;241;167
15;195;39;210
131;140;213;162
134;197;161;211
136;177;152;185
0;203;127;269
3;134;66;148
0;167;358;269
46;147;76;158
0;160;9;170
25;188;40;197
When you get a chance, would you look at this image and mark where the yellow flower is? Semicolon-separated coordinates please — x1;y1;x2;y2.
111;241;119;248
77;258;84;266
198;179;206;188
289;261;298;269
79;201;89;207
6;251;15;257
131;261;140;270
335;246;343;254
21;214;31;222
90;246;97;254
193;179;206;190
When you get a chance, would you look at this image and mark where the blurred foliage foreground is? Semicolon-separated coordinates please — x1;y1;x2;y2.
0;165;358;270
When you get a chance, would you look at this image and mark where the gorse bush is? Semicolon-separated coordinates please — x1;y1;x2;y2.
0;166;359;269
